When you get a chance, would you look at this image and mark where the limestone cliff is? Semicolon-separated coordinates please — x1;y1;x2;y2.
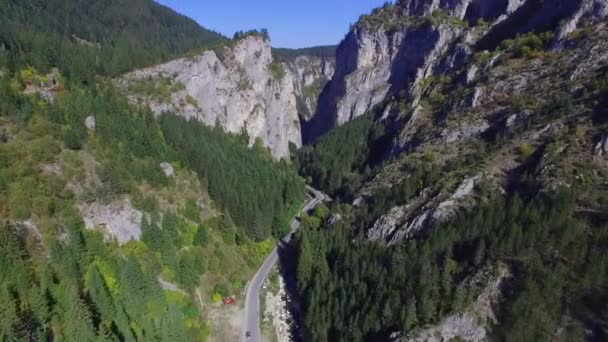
122;36;333;159
287;55;334;121
307;0;608;142
357;14;608;246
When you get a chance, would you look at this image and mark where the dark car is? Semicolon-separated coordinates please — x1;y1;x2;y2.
246;331;251;338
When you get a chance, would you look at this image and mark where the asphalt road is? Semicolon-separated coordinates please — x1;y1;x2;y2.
242;186;326;342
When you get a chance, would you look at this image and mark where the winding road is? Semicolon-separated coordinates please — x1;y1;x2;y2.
242;186;326;342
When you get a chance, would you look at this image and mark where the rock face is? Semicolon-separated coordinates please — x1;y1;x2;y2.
123;36;333;158
368;174;488;244
307;22;462;142
79;198;143;244
368;205;409;241
287;55;334;121
306;0;608;142
404;265;511;342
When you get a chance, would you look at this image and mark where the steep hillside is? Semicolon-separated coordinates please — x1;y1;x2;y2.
3;0;608;341
121;34;334;158
0;0;225;81
0;3;319;340
304;0;608;142
294;1;608;341
0;39;304;342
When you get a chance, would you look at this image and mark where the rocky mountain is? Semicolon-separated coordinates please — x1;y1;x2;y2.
4;0;608;339
305;0;608;142
313;0;608;243
293;0;608;341
301;0;608;244
122;35;333;158
0;2;311;340
0;0;226;80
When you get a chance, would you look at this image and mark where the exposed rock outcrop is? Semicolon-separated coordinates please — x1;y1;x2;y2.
368;175;485;244
403;265;511;342
308;21;463;142
79;198;143;244
441;120;490;144
368;205;409;241
308;0;608;142
287;55;334;121
123;36;333;158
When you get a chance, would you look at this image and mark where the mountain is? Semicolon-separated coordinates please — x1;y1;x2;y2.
293;0;608;341
121;32;334;158
0;2;306;341
2;0;608;341
0;0;226;80
304;0;608;142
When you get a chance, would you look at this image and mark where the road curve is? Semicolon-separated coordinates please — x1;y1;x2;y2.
242;186;326;342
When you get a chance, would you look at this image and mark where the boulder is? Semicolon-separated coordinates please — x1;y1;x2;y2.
85;115;96;131
328;213;342;226
160;162;174;177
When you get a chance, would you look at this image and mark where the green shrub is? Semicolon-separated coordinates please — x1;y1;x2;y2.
183;198;201;223
98;162;132;197
211;292;222;303
312;203;330;220
8;181;32;219
518;143;535;160
185;94;199;108
63;125;86;150
501;32;554;59
269;61;286;81
212;283;229;297
193;225;209;247
231;279;243;290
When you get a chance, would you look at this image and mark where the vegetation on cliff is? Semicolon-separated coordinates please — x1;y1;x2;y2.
0;1;306;339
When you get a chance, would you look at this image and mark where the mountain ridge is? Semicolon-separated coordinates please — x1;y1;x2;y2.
1;0;608;341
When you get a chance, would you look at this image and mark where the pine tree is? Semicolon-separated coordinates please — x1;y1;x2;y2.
193;225;208;247
177;253;200;291
401;298;418;332
86;263;116;322
451;283;467;312
59;284;97;342
473;238;485;266
272;212;290;239
221;211;236;231
297;232;313;292
0;291;22;341
28;285;51;328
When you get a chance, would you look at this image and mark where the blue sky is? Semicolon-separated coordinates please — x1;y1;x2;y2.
156;0;388;48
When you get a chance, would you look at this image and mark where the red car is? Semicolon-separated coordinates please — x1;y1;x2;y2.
222;297;234;305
